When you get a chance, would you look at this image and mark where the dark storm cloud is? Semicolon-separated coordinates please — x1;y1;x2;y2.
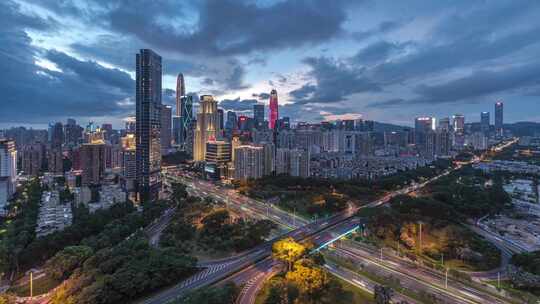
252;93;271;100
372;26;540;84
224;62;250;91
289;2;540;113
351;41;409;65
289;85;316;100
0;1;134;123
70;35;197;76
0;0;58;31
368;62;540;108
219;98;260;112
289;56;381;105
45;50;134;91
105;0;349;56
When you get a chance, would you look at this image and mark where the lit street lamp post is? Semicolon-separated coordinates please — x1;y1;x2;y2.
29;271;33;298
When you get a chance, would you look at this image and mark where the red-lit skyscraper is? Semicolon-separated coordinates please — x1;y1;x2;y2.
269;89;278;129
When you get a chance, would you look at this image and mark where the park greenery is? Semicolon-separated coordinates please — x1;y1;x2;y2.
511;250;540;276
0;177;172;277
358;194;502;271
500;251;540;302
0;178;42;274
19;199;167;275
425;166;512;218
235;159;453;218
161;183;277;256
48;235;197;304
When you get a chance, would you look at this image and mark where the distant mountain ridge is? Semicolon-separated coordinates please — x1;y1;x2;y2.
373;121;411;132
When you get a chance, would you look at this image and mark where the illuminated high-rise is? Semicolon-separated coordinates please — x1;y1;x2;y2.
269;89;279;130
495;101;504;137
136;49;162;202
194;95;219;161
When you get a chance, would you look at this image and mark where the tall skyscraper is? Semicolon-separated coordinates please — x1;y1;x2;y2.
176;73;185;116
414;117;434;145
253;104;265;129
136;49;162;202
194;95;219;161
269;89;279;130
175;95;194;153
161;105;172;154
438;117;450;131
452;114;465;134
480;111;490;134
495;101;504;137
217;109;224;131
415;117;435;133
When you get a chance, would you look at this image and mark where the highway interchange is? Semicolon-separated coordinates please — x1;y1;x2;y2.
136;139;521;304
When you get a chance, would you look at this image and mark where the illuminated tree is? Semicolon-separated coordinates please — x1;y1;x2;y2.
286;260;329;300
272;238;306;271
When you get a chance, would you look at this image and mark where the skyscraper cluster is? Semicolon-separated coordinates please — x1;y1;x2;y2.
0;43;512;209
412;101;504;156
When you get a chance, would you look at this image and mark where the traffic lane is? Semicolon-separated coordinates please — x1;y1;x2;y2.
324;263;418;304
331;249;475;304
334;247;507;304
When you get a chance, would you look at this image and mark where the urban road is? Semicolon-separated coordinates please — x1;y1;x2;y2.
183;173;514;304
136;139;518;304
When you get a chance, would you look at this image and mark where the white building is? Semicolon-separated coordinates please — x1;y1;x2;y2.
0;139;17;215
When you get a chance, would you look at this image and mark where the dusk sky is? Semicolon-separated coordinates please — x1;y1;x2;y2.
2;0;540;129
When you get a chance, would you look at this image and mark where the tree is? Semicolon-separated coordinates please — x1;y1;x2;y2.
200;209;230;237
49;283;76;304
45;245;94;280
374;285;393;304
171;183;188;205
286;259;329;301
272;238;306;271
0;294;16;304
264;277;299;304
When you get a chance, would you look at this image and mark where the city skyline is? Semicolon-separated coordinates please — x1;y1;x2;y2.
2;1;540;129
